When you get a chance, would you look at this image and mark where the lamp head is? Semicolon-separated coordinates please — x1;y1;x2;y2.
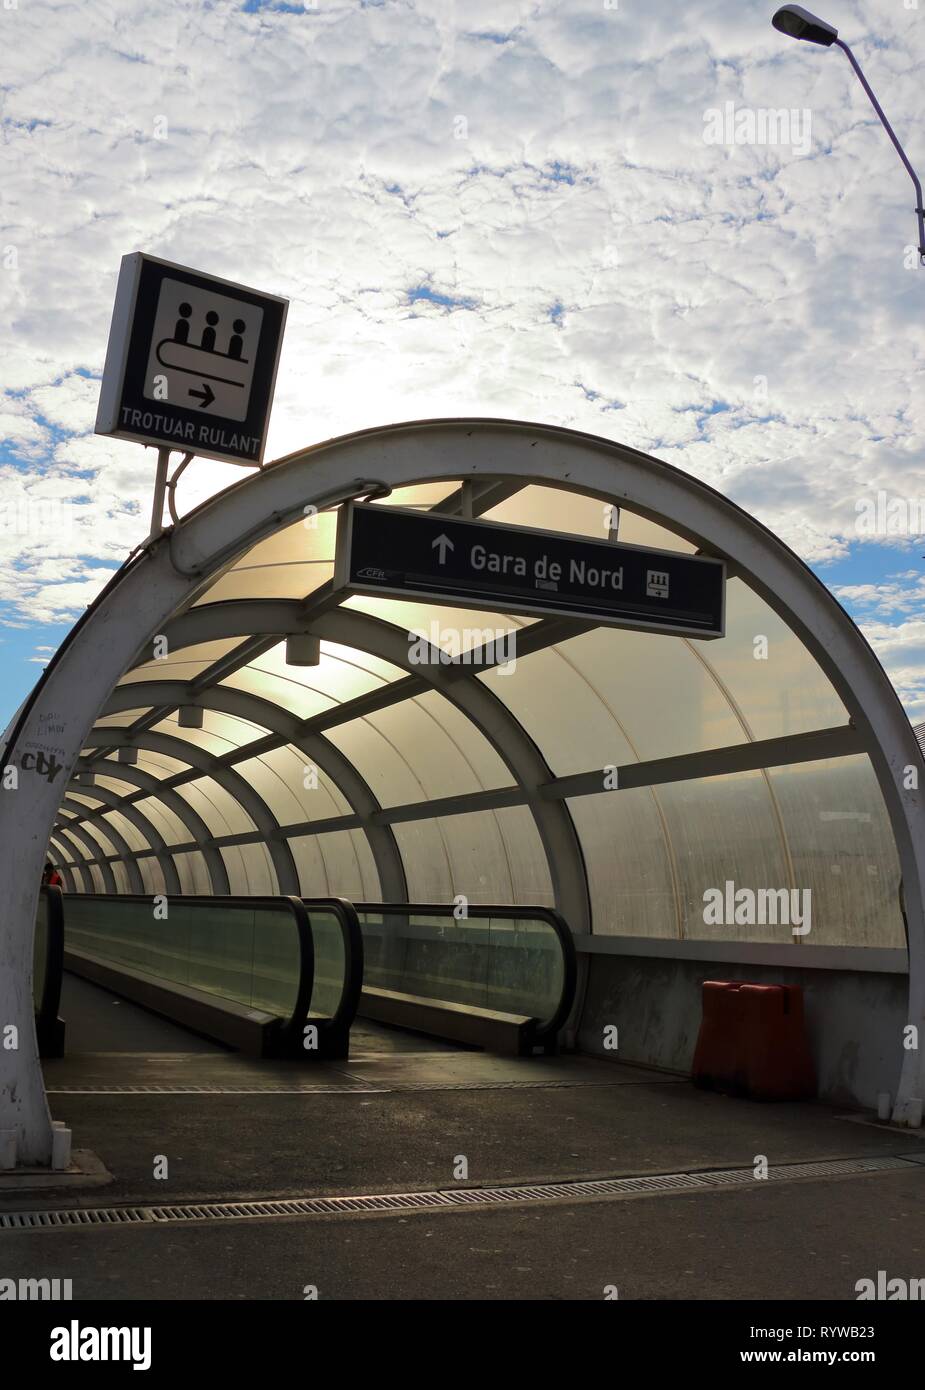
772;5;838;46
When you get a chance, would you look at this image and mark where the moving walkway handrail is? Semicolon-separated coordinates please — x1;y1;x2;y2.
301;897;364;1039
35;885;64;1053
353;901;578;1044
62;892;314;1052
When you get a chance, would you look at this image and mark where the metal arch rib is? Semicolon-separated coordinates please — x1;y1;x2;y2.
48;840;77;893
50;826;95;893
54;810;144;893
59;792;171;888
59;789;180;894
289;731;407;901
51;818;117;893
313;608;592;936
95;647;591;938
73;761;230;895
77;728;299;896
93;688;409;902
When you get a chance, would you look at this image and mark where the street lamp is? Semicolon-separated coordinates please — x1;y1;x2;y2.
772;5;925;262
772;4;837;45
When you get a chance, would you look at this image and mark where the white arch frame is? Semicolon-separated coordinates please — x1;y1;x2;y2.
2;417;922;1164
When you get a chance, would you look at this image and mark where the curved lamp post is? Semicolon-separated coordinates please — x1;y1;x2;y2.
772;5;925;263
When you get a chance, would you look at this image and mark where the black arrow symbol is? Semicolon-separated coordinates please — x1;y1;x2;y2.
189;382;215;409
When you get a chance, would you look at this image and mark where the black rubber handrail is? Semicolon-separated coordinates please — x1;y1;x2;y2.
61;892;314;1057
35;885;65;1057
302;897;364;1036
353;901;578;1049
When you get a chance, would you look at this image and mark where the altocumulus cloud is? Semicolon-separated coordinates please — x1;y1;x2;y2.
0;0;923;712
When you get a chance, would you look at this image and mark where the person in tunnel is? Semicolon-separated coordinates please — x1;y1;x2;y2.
42;861;63;888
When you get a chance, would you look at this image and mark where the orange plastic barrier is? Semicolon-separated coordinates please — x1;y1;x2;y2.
692;980;816;1101
692;980;746;1094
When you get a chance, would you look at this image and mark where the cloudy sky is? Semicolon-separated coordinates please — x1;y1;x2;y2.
1;0;923;723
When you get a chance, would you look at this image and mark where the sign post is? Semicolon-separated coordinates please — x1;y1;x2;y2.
95;253;288;469
149;446;171;544
334;503;726;638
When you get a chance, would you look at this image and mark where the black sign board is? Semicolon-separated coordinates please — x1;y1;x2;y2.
95;253;288;466
335;503;726;638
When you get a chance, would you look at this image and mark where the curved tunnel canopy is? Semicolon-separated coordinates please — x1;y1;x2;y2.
52;464;907;956
5;417;925;1165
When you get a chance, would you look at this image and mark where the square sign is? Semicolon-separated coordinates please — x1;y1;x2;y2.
95;253;288;466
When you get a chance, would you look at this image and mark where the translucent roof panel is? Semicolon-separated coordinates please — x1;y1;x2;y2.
325;718;430;808
111;861;131;894
483;487;698;554
92;709;150;727
70;820;118;859
703;578;848;740
220;841;276;894
136;856;166;896
234;748;353;825
374;482;462;510
134;751;195;778
53;827;88;863
565;753;904;950
221;640;400;720
194;561;335;605
173;850;211;895
102;810;152;854
342;595;536;650
766;755;904;949
426;811;517;903
289;829;380;900
149;715;266;758
170;781;243;839
156;710;269;752
389;807;550;905
179;777;257;836
117;639;243;687
288;832;331;895
657;768;791;944
194;485;450;608
132;797;192;847
569;787;679;938
92;775;142;797
328;693;514;808
65;792;104;810
478;581;848;775
479;632;745;776
318;643;406;683
409;691;513;789
488;806;553;905
389;817;456;901
192;511;338;606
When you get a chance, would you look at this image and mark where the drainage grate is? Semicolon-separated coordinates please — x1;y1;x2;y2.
46;1080;628;1095
1;1206;153;1229
388;1080;630;1091
46;1085;382;1095
2;1152;920;1231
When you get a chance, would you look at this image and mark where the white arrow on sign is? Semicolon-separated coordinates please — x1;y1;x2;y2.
432;534;455;564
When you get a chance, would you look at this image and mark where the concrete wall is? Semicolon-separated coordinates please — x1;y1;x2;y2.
577;951;907;1111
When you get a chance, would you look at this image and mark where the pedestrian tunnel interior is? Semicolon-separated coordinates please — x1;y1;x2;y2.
31;422;923;1109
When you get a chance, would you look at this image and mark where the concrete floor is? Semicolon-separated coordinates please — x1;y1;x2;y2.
5;972;925;1301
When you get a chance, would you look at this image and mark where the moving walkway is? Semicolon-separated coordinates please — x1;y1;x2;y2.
39;892;577;1060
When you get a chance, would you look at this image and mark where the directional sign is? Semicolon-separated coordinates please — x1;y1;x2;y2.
335;503;726;638
95;253;288;466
